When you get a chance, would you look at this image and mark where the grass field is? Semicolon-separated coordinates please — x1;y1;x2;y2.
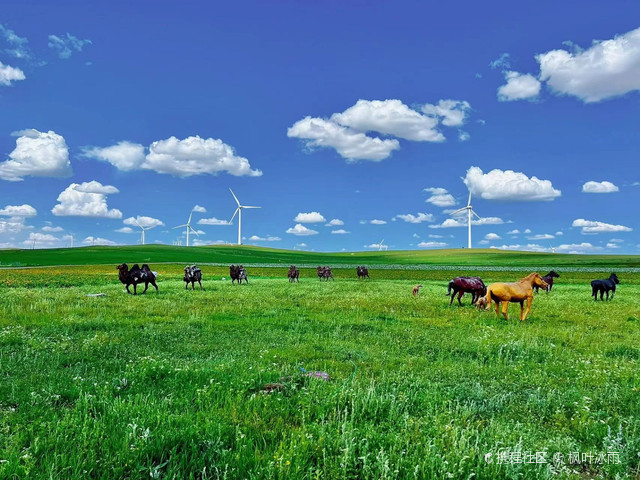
1;253;640;479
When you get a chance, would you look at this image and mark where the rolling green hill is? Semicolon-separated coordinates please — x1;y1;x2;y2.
1;244;639;268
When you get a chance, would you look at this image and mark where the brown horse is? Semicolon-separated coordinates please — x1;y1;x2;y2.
483;273;548;321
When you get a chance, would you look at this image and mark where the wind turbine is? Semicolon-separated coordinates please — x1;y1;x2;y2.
134;219;155;246
450;192;481;249
229;188;261;245
378;239;386;251
173;211;199;247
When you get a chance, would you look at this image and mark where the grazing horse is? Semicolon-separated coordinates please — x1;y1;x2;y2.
356;266;370;279
287;265;300;283
317;266;334;281
412;284;423;296
446;276;487;306
183;265;203;290
116;263;158;295
533;270;560;293
483;273;548;321
591;273;619;301
229;265;248;285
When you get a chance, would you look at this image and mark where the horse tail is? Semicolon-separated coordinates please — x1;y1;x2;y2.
446;280;454;296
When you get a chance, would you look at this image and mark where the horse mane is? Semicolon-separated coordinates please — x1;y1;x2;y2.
518;272;539;282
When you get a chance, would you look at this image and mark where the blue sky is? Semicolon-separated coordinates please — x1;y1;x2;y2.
1;0;639;253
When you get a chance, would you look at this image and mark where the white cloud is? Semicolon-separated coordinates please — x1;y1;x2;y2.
365;242;388;250
41;225;63;232
47;33;92;59
464;166;561;201
334;99;444;141
537;27;640;102
331;229;350;234
294;211;326;223
490;243;549;252
484;233;501;240
0;25;33;61
507;229;520;235
0;129;71;181
424;187;457;207
524;229;532;234
572;219;632;234
198;217;231;226
458;130;470;142
609;238;624;243
430;216;504;228
527;233;555;240
421;99;471;127
325;218;344;226
82;236;116;246
116;227;134;234
582;181;619;193
555;242;602;253
418;241;447;248
497;71;541;101
192;239;229;246
248;235;281;242
490;53;511;70
23;232;59;247
143;136;261;177
123;216;164;229
52;181;122;218
0;61;25;86
81;141;145;171
606;243;621;249
370;219;387;225
286;224;318;236
0;216;30;234
192;205;207;213
394;212;434;224
287;116;400;162
0;204;37;216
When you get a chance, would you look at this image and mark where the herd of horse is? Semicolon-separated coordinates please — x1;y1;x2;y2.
116;263;622;321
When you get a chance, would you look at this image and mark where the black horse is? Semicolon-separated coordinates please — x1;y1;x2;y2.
534;270;560;293
446;276;487;306
591;273;619;301
183;265;203;290
116;263;158;295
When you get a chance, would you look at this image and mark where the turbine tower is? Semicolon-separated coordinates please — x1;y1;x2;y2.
450;192;481;249
229;188;261;245
173;211;199;247
134;219;154;246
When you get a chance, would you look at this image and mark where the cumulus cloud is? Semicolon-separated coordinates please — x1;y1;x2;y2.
370;219;387;225
528;233;555;240
123;216;164;229
81;141;145;171
365;242;388;250
192;205;207;213
394;212;434;224
331;229;350;234
582;181;619;193
0;216;30;234
248;235;281;242
0;129;71;181
47;33;92;59
24;232;59;247
537;27;640;102
497;71;541;101
294;212;326;223
490;244;549;252
508;229;520;235
463;166;561;201
421;99;471;127
572;219;632;234
424;187;457;207
0;204;37;216
116;227;134;234
555;242;602;253
0;61;25;86
288;98;471;162
82;236;116;246
41;225;63;232
484;233;501;240
287;116;400;162
430;216;504;228
325;218;344;227
52;181;122;218
198;217;231;226
286;224;318;236
418;241;447;248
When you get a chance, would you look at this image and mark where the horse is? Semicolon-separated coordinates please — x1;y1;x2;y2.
287;265;300;283
412;284;423;296
183;265;203;290
446;276;487;306
533;270;560;293
317;266;334;281
356;266;369;279
116;263;158;295
482;273;548;321
230;265;248;285
591;273;619;301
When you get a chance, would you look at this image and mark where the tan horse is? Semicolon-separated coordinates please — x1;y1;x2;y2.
483;273;548;321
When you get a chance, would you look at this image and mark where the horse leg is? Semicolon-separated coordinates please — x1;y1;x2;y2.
199;280;203;290
600;289;604;301
457;291;464;306
501;301;510;321
521;297;533;321
126;283;131;294
494;300;500;317
185;282;189;290
141;282;149;294
133;283;137;295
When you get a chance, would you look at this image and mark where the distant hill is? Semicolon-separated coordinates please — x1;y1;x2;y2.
1;245;639;269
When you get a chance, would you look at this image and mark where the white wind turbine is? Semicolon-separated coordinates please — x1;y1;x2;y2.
229;188;261;245
378;239;387;251
450;192;481;249
134;219;155;246
173;210;199;247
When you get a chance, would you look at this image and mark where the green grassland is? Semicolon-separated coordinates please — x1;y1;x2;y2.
1;251;640;479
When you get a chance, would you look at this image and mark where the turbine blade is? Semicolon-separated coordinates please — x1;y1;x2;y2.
450;206;468;215
472;210;481;220
467;191;472;207
173;224;188;229
133;219;142;228
229;207;239;224
189;226;200;236
243;206;261;209
229;188;241;207
187;211;193;225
